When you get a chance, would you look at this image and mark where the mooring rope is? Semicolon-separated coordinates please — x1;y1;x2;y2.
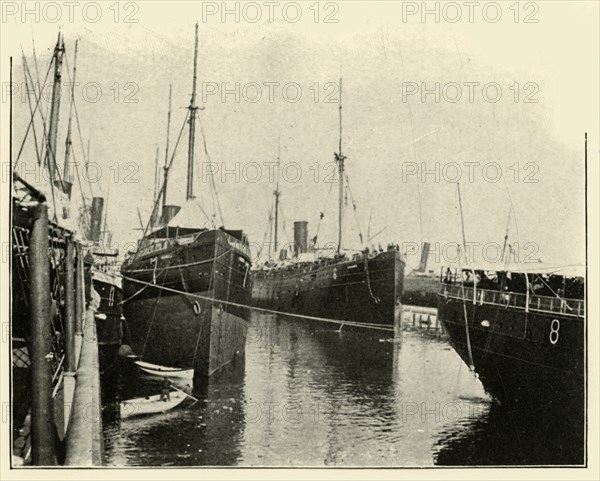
116;272;396;333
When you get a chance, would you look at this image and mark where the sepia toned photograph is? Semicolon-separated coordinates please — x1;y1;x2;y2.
1;0;598;475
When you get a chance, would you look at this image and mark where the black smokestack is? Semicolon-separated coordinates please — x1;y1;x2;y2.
294;221;308;257
161;205;181;225
89;197;104;242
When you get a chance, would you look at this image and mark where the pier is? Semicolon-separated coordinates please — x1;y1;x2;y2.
4;10;590;470
12;176;104;466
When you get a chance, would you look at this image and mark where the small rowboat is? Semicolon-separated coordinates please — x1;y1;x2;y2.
135;360;194;380
120;391;187;419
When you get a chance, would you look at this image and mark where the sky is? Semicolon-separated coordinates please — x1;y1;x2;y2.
3;1;598;270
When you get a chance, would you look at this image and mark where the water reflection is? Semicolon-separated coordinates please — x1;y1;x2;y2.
103;311;583;466
434;400;585;465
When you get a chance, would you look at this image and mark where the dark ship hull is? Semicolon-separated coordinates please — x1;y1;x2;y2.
121;228;251;381
252;248;405;331
92;268;123;346
437;281;585;410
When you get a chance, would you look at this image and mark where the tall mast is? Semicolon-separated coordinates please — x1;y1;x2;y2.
162;84;172;213
267;207;273;261
186;23;199;200
63;39;78;194
150;145;159;226
273;137;281;257
153;146;159;203
335;77;346;254
102;182;110;249
9;56;12;169
501;207;511;264
46;32;65;182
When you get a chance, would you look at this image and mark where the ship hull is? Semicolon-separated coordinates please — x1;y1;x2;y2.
252;250;405;331
92;269;123;346
121;229;251;380
437;293;585;411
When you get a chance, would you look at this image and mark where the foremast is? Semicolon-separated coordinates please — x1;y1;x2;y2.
186;22;199;200
335;77;346;254
46;32;65;185
273;139;281;258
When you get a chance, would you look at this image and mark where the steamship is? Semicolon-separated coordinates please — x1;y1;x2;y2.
121;24;251;381
85;197;124;350
438;265;585;410
438;136;587;414
251;80;405;331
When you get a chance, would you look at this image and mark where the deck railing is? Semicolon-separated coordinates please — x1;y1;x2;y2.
440;283;585;318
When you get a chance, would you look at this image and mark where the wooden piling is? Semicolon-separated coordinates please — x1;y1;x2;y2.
74;243;84;362
29;203;56;466
75;243;84;334
65;236;75;372
65;307;104;466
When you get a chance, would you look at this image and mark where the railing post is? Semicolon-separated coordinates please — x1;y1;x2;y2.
29;203;56;466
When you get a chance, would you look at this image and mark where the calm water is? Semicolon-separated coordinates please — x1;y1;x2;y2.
102;312;584;467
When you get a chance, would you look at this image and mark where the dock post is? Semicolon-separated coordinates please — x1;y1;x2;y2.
63;236;76;430
29;203;56;466
65;236;76;370
74;243;84;361
65;305;104;466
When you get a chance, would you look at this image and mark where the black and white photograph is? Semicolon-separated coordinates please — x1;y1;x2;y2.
1;0;598;475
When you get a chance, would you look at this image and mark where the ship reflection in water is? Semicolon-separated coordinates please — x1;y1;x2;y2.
103;312;584;466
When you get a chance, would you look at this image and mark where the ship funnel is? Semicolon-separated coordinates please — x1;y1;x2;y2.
161;205;181;225
89;197;104;242
293;221;308;257
417;241;430;272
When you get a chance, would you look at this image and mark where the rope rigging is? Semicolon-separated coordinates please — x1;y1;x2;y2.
118;270;397;333
15;51;53;166
142;110;190;237
397;37;424;248
197;114;225;228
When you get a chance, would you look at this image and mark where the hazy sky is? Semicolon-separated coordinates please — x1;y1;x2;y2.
4;1;598;269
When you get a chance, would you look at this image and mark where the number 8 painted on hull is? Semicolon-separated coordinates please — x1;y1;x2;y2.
549;319;560;345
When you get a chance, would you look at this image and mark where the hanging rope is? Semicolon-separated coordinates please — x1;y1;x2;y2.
197;114;225;227
363;255;380;304
142;111;190;237
20;53;43;168
456;183;475;371
15;49;53;167
21;52;70;223
345;173;364;245
314;180;335;246
139;265;169;359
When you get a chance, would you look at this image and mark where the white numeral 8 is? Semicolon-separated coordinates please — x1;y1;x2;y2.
549;319;560;345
